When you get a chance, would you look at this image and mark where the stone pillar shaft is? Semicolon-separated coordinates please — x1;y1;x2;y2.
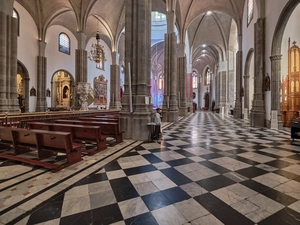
162;32;178;122
36;56;47;112
36;41;47;112
250;18;266;126
120;0;152;141
0;9;18;112
177;56;187;116
233;51;243;118
270;54;282;128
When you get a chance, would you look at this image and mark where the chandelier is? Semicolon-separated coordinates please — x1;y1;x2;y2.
88;31;106;63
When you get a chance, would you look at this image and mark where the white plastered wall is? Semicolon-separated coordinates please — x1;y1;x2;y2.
45;25;76;108
14;2;38;112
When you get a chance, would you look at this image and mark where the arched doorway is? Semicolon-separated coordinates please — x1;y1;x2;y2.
51;71;74;109
17;61;29;112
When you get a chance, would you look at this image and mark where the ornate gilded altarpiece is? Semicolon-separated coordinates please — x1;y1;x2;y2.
94;75;108;106
281;39;300;127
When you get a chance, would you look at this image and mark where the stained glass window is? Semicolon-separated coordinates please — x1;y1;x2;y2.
247;0;254;26
59;33;70;55
192;71;198;89
205;68;211;85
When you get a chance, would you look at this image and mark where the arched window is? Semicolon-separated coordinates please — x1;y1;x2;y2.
205;68;211;85
59;33;70;55
13;9;19;36
247;0;254;26
192;71;198;89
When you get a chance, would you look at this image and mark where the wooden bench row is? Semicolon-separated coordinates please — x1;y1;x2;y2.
26;122;107;155
0;126;83;172
55;119;124;145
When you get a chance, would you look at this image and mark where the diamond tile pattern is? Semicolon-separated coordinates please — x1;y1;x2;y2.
1;112;300;224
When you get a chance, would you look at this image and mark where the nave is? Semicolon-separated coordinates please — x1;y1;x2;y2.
1;112;300;224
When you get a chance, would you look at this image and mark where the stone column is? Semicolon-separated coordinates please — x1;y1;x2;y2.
233;51;243;118
219;71;227;114
75;32;87;109
35;41;47;112
270;54;282;129
161;5;178;122
110;51;121;109
250;18;265;126
243;74;250;119
0;0;19;112
120;0;152;141
177;42;187;116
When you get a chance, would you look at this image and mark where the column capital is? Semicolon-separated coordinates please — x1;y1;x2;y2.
111;51;119;65
76;31;87;50
269;54;282;61
38;40;47;57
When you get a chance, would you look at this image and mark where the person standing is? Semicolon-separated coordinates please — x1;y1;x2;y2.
153;108;162;139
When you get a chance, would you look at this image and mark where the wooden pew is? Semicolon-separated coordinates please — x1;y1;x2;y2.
26;122;107;155
0;127;83;172
78;117;119;123
55;119;124;145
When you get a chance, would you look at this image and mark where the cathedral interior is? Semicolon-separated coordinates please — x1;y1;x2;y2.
1;0;300;224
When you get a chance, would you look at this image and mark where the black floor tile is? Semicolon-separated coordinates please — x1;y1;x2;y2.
141;191;172;210
142;154;163;164
161;167;192;185
74;172;108;186
213;204;254;225
194;192;228;213
261;188;298;206
241;180;270;193
162;187;190;204
235;166;268;178
229;155;259;166
91;203;123;224
258;207;300;225
123;165;157;176
112;185;140;202
27;200;63;224
196;175;236;191
59;211;92;225
265;159;293;168
199;161;231;174
110;177;132;189
123;151;140;156
199;153;224;160
125;212;159;225
173;149;196;157
104;161;122;172
165;158;195;167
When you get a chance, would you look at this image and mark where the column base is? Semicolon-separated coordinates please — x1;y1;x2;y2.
250;111;265;127
270;110;278;130
179;107;188;117
244;108;249;119
120;112;151;141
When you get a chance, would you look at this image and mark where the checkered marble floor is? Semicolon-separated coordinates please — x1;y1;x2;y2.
2;112;300;225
